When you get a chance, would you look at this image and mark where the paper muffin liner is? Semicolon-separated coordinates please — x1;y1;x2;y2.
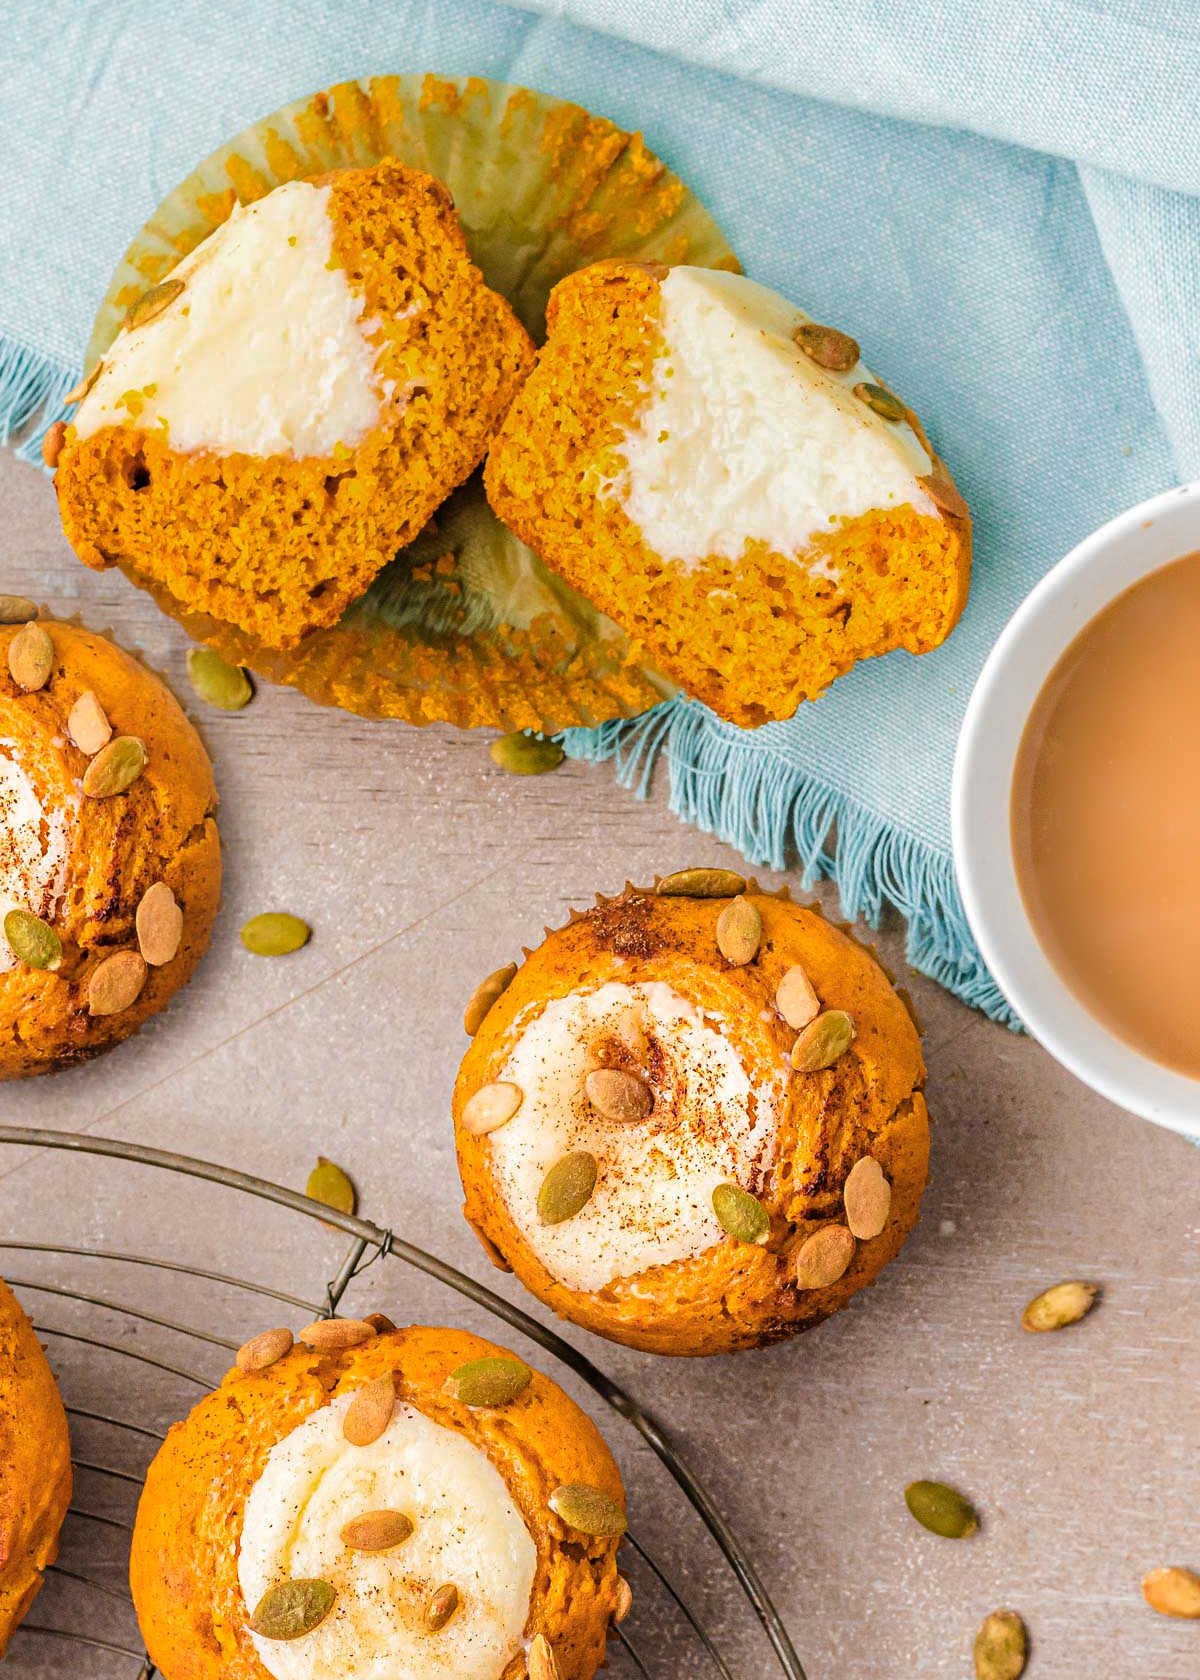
85;74;739;732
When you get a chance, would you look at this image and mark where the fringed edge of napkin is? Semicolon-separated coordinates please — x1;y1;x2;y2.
0;339;74;468
562;695;1020;1028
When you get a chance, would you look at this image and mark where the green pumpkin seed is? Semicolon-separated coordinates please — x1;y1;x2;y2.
712;1182;770;1245
8;621;53;691
186;646;253;711
657;867;746;898
791;1009;855;1072
306;1157;356;1216
715;896;762;965
82;736;147;798
537;1151;598;1225
974;1609;1029;1680
853;381;906;422
241;913;311;956
905;1480;978;1539
489;731;564;775
548;1483;627;1537
446;1355;532;1408
0;596;37;625
340;1509;414;1552
463;962;517;1035
125;277;185;332
793;320;861;372
249;1578;336;1641
1021;1280;1099;1333
4;909;62;972
425;1583;460;1632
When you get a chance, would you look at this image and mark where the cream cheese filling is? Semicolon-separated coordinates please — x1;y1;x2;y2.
0;746;73;973
74;181;384;459
488;979;782;1293
238;1395;537;1680
614;266;936;571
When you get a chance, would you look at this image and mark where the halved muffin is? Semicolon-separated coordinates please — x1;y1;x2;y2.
54;162;535;650
485;261;970;726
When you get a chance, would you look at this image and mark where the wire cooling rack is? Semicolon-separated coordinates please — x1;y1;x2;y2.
0;1126;805;1680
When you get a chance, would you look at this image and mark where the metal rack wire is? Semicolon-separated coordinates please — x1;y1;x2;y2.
0;1126;806;1680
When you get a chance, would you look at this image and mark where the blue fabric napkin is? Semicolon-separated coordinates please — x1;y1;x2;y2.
3;0;1195;1021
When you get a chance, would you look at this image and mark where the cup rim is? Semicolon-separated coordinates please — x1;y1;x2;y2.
952;481;1200;1135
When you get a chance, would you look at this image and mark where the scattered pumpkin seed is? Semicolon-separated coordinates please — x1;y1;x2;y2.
462;1081;523;1136
463;962;517;1035
4;908;61;972
306;1156;356;1217
235;1326;294;1374
64;362;102;406
136;881;183;967
904;1480;978;1539
125;277;185;332
446;1355;532;1408
775;964;820;1030
340;1509;414;1552
791;1009;856;1072
549;1483;627;1537
1142;1566;1200;1618
657;867;746;898
363;1312;396;1335
425;1583;460;1632
40;421;66;470
249;1578;336;1641
297;1317;376;1351
528;1633;560;1680
186;645;253;711
87;950;147;1016
974;1609;1029;1680
793;1224;856;1289
67;689;112;756
1021;1280;1099;1333
342;1373;396;1447
489;731;564;775
614;1576;633;1623
853;380;906;422
0;595;37;625
713;1182;770;1245
716;896;762;965
241;912;310;956
8;622;53;691
537;1152;598;1225
793;320;861;372
584;1066;653;1123
843;1156;891;1240
82;736;148;798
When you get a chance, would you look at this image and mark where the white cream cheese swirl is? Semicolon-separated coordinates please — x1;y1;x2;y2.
0;744;73;974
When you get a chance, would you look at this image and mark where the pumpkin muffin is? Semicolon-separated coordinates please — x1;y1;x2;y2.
485;261;970;727
0;1275;72;1656
131;1319;626;1680
53;161;535;650
0;617;221;1077
455;872;929;1356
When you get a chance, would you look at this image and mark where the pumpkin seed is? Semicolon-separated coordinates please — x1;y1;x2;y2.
716;896;762;965
67;689;112;756
425;1583;460;1632
249;1578;336;1641
793;320;861;372
186;645;253;711
614;1576;633;1623
8;622;53;691
584;1067;653;1123
306;1156;356;1217
64;362;103;405
87;950;147;1016
125;277;185;332
463;962;517;1035
793;1224;855;1289
657;867;746;898
712;1182;770;1245
363;1312;396;1335
904;1480;978;1539
1021;1280;1099;1333
853;381;906;422
241;912;310;956
791;1009;855;1072
235;1327;294;1374
462;1081;523;1136
446;1355;531;1408
4;909;62;972
136;881;183;967
0;596;37;625
843;1156;891;1240
537;1152;598;1225
1142;1566;1200;1618
528;1633;560;1680
340;1509;414;1552
489;731;564;775
549;1483;627;1537
974;1609;1029;1680
82;736;147;798
342;1373;396;1447
297;1317;376;1351
776;964;820;1029
40;421;66;470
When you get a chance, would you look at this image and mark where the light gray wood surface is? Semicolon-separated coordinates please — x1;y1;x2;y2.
0;447;1196;1680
